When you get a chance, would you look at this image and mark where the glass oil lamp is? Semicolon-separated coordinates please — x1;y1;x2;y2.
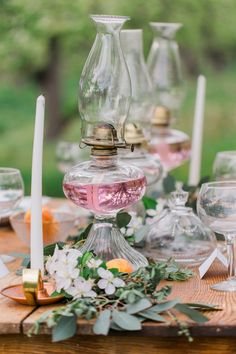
143;187;217;266
147;22;185;117
147;23;190;171
63;15;148;270
118;29;163;187
147;106;191;171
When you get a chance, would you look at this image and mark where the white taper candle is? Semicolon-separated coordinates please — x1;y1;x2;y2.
30;95;45;273
188;75;206;186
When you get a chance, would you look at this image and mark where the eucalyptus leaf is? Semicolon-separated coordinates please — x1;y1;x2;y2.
185;303;221;311
126;298;152;314
93;309;111;335
139;310;166;322
142;196;157;210
151;298;181;313
52;315;77;342
135;224;151;243
110;321;123;331
10;252;28;258
116;212;131;228
37;310;53;324
44;242;65;257
163;174;176;194
112;310;141;331
175;304;208;323
21;256;30;269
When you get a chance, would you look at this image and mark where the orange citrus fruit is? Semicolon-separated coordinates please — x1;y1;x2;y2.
24;207;59;239
106;258;133;273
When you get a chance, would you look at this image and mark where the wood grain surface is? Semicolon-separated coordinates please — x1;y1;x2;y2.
0;198;236;354
0;335;236;354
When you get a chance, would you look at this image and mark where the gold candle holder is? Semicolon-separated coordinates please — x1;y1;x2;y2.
1;269;64;306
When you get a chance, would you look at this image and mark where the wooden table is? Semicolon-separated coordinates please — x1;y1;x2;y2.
0;200;236;354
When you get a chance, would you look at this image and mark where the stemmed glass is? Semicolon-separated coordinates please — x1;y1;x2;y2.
213;151;236;181
0;168;24;262
197;181;236;291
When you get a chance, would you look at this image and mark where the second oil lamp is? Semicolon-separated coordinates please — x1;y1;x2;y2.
63;15;148;270
119;29;163;187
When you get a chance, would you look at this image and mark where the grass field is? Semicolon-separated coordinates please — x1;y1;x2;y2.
0;64;236;197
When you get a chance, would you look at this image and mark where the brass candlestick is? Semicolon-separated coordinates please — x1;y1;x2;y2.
1;269;64;306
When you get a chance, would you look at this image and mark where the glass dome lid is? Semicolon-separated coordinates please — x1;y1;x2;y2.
143;187;217;266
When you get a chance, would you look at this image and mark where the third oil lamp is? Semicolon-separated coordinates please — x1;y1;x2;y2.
147;22;191;171
63;15;148;270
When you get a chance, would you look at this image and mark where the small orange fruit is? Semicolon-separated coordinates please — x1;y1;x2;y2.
106;258;133;273
24;207;59;239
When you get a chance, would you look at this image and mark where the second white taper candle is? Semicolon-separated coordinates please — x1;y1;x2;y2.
188;75;206;186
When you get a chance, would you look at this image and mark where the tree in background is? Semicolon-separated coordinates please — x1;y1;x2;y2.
0;0;93;138
0;0;236;139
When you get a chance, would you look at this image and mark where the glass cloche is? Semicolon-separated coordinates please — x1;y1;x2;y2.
143;187;217;266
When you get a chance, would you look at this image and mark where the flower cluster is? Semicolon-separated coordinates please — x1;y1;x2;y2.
46;246;125;299
120;211;143;237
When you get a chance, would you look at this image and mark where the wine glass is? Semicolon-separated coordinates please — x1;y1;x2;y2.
197;181;236;291
0;168;24;262
213;151;236;181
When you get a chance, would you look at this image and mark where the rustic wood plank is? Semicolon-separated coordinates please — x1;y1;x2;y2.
23;260;236;337
0;198;76;335
0;335;235;354
1;198;236;339
0;273;35;334
0;223;35;334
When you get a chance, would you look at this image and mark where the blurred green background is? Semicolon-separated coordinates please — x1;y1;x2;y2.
0;0;236;196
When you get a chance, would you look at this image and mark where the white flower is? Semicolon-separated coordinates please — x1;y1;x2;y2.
46;245;60;275
45;245;82;292
86;258;103;269
121;211;143;237
146;198;166;224
57;247;82;269
67;277;97;299
54;264;80;292
46;245;82;277
97;267;125;295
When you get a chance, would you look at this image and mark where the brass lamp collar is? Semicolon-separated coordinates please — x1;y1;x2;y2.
124;123;146;145
151;106;171;126
91;146;118;156
82;123;126;151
